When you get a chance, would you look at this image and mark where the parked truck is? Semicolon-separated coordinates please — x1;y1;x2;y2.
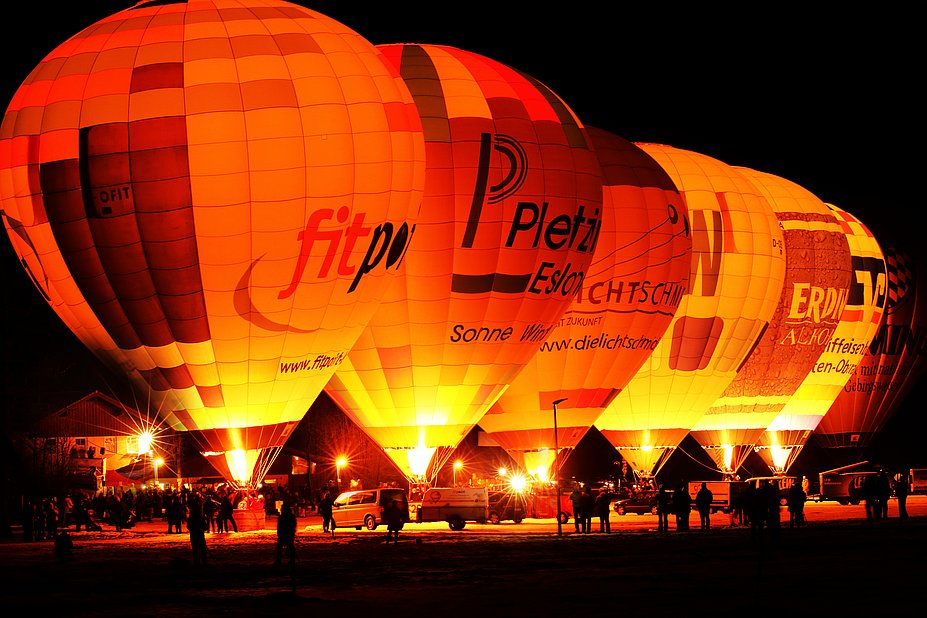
527;486;577;524
688;480;748;513
909;468;927;495
818;462;877;505
414;487;489;530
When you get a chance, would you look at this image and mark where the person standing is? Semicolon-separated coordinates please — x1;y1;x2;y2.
318;489;334;534
748;482;767;542
43;498;59;539
203;491;219;533
219;490;238;533
275;502;298;566
876;470;892;520
62;494;74;529
656;485;671;532
384;499;405;543
579;486;595;533
594;488;611;533
862;473;879;523
569;485;583;533
893;472;909;521
695;482;713;530
673;482;692;531
73;496;89;532
186;496;208;566
764;480;781;542
167;490;184;533
787;480;807;528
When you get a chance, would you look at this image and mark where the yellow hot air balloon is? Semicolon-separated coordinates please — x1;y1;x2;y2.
324;44;603;482
0;1;426;487
690;166;854;476
814;246;927;462
755;203;887;473
595;143;786;479
477;127;692;481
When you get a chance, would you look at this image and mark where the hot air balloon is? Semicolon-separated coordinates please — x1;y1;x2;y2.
476;127;692;482
0;0;426;487
754;203;887;474
814;246;927;463
324;43;603;483
595;143;786;480
689;166;853;477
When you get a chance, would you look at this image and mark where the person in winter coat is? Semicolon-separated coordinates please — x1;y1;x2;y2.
695;482;713;530
275;502;298;566
384;499;406;543
594;488;612;533
318;490;334;534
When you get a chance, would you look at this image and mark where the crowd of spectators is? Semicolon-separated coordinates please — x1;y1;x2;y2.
17;480;314;542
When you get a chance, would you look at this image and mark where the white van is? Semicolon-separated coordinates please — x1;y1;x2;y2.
331;487;409;531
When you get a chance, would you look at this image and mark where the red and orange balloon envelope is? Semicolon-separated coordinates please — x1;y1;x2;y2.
595;144;787;478
815;246;927;460
689;166;853;476
324;44;603;481
755;203;886;474
477;127;692;481
0;1;426;486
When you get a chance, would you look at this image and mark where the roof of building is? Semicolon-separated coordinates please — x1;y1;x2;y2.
28;390;164;438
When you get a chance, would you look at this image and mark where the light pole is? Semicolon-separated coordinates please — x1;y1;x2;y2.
453;460;462;487
552;397;567;537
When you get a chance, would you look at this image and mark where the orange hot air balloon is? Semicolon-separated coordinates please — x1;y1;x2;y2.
324;44;603;482
476;127;692;481
814;247;927;460
755;203;887;474
689;167;854;476
0;1;426;487
595;143;786;479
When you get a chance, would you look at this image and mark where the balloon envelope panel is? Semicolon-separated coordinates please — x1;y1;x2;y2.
0;0;426;482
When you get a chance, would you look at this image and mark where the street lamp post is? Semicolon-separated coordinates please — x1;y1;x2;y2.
552;398;568;537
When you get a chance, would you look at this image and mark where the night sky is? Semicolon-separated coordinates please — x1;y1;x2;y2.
2;2;923;456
